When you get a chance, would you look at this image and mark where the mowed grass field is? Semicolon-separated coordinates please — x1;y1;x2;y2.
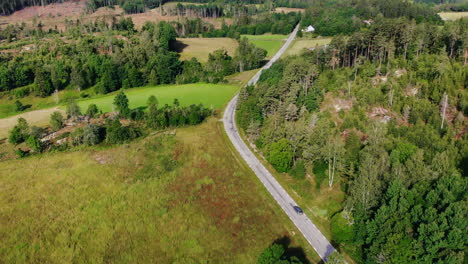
284;38;332;57
0;83;239;139
175;38;238;62
0;118;311;263
76;83;239;112
438;11;468;20
241;34;287;58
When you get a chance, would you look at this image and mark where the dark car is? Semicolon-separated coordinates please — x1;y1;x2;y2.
293;205;304;215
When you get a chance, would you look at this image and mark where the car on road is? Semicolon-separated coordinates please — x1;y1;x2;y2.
293;205;303;215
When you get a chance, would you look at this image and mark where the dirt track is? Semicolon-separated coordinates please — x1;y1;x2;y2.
0;107;64;139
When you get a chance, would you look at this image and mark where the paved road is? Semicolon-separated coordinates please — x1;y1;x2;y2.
223;24;336;262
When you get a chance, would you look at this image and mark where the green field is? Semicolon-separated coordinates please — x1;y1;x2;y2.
284;38;332;57
241;35;287;58
75;83;239;113
241;34;288;41
0;118;312;263
0;83;239;139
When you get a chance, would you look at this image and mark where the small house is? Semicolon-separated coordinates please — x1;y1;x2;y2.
303;25;315;32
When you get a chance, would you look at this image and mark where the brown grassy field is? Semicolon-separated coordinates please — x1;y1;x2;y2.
284;38;332;57
274;7;305;13
438;11;468;20
0;118;315;263
175;38;239;62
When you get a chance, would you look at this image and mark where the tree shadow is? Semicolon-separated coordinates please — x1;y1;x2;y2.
273;236;312;264
171;40;189;53
22;104;32;111
135;106;147;111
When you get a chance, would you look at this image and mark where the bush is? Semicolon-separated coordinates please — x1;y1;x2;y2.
66;99;81;117
82;124;105;146
266;138;293;173
26;135;43;153
15;149;28;158
313;160;327;189
331;211;355;244
105;119;140;144
86;104;99;118
50;111;64;131
8;118;29;145
289;160;306;179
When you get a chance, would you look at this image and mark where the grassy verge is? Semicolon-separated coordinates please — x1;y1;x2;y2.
0;118;311;263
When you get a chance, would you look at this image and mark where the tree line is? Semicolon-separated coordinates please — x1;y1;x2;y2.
9;91;213;156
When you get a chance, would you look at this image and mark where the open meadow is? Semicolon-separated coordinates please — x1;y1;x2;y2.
0;83;239;139
0;118;312;263
174;38;239;62
438;11;468;20
284;38;332;56
241;34;287;58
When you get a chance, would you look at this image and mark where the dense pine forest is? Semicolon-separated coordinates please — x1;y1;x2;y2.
238;5;467;263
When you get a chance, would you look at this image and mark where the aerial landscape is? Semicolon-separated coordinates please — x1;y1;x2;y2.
0;0;466;263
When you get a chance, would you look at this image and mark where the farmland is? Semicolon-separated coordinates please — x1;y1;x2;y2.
0;118;311;263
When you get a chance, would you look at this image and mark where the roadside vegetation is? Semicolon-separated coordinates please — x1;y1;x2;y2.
238;3;467;263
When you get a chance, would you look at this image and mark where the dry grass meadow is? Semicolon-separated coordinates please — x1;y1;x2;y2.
0;118;314;263
174;38;239;62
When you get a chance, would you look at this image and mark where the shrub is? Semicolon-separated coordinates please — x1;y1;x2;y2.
26;135;43;153
313;160;327;189
86;104;99;118
266;138;293;173
50;111;64;131
105;119;140;144
66;99;81;117
15;149;28;158
289;160;306;179
8;118;29;145
82;124;105;146
331;211;355;244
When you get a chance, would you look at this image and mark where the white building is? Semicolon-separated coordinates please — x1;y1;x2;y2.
303;25;315;32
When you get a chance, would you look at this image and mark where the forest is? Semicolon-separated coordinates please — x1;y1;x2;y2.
238;11;467;264
301;0;442;36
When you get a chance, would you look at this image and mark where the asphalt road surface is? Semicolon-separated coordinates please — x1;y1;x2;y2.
223;24;336;261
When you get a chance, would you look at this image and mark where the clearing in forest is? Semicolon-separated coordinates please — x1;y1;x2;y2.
241;34;287;58
174;38;239;62
438;11;468;20
284;38;332;56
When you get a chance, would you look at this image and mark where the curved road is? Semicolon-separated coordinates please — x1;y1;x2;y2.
223;24;336;262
